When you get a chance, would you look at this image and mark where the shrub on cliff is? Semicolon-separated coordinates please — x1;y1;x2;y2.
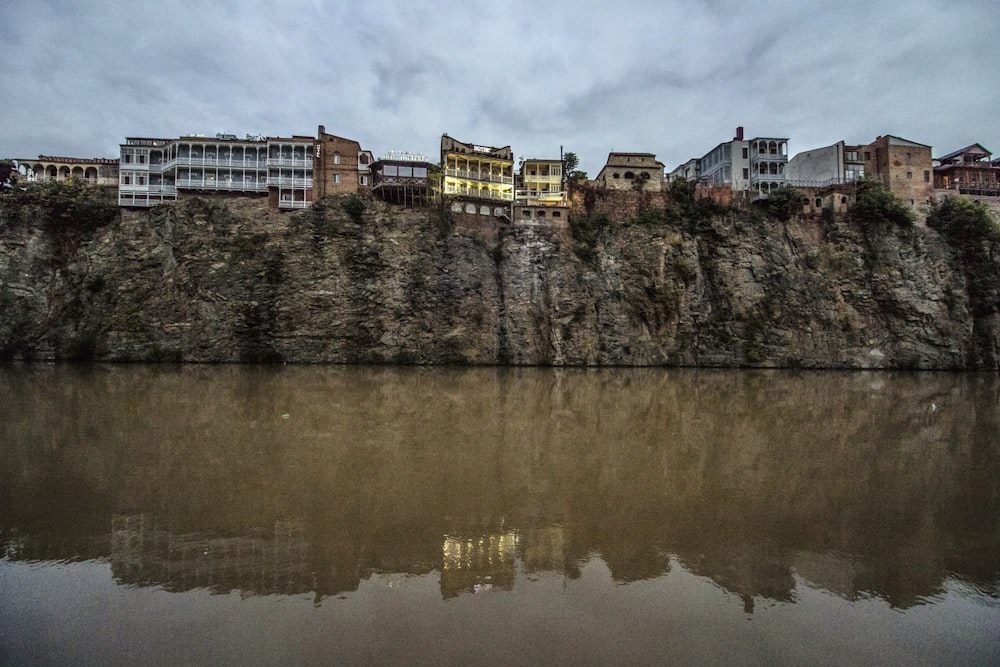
928;197;1000;247
1;178;118;229
850;177;914;227
762;185;801;222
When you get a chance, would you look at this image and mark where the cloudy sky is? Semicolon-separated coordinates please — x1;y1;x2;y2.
2;0;998;176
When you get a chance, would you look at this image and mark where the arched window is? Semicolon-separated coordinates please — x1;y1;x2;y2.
624;171;635;179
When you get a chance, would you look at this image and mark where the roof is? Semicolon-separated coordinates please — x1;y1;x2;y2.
936;143;992;163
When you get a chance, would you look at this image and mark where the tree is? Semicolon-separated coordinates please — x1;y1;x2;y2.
850;177;915;227
562;152;579;180
0;160;15;188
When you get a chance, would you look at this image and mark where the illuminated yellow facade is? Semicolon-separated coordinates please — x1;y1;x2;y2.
440;134;514;203
517;158;566;206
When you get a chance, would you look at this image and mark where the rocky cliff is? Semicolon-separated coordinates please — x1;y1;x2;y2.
1;185;998;368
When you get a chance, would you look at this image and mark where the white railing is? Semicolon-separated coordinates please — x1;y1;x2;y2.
169;157;268;169
278;200;312;209
175;178;268;192
445;169;513;184
271;177;313;188
267;157;313;168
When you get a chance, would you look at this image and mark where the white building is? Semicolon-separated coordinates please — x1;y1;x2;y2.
119;133;315;209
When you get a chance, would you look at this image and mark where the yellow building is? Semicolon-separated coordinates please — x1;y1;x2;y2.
517;158;565;206
440;134;514;208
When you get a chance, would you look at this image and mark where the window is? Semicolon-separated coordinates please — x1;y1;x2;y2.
413;167;427;178
138;154;146;164
924;170;930;182
123;174;131;184
907;171;912;180
742;147;748;159
864;151;871;161
846;151;859;161
359;175;368;185
383;165;397;176
333;152;341;165
552;210;562;218
333;174;340;184
742;168;749;179
123;153;132;164
398;166;413;177
138;175;146;185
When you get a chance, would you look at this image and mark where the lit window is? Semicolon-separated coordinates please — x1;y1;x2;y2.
333;152;341;165
333;174;340;184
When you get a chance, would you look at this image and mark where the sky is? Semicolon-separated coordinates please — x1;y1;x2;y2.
2;0;999;177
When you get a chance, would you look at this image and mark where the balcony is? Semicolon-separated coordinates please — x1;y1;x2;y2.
169;157;269;169
445;169;514;185
270;177;314;188
515;190;567;205
175;178;268;192
267;157;313;169
278;200;312;209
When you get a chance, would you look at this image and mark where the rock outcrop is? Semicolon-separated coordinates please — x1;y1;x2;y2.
1;189;997;368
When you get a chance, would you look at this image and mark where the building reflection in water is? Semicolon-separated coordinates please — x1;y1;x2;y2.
3;365;999;610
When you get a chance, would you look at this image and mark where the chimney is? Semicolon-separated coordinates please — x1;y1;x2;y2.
735;126;744;141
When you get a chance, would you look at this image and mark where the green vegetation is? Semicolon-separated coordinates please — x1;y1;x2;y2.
762;185;802;222
850;177;915;227
627;179;731;234
571;212;609;262
341;193;366;220
0;178;118;229
928;197;1000;246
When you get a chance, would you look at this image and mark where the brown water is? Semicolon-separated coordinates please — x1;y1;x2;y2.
1;365;998;666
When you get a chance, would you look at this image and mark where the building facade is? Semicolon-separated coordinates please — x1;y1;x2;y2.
16;156;119;186
933;143;1000;196
514;158;568;225
786;140;866;186
594;152;665;191
119;127;366;209
370;151;434;206
863;135;933;212
440;134;515;212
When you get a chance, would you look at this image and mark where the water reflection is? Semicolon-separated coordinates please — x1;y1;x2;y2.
1;365;999;611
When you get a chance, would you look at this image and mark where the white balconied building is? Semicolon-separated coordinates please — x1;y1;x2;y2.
119;133;315;209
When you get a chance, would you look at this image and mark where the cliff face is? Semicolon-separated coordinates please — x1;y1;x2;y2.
0;190;997;368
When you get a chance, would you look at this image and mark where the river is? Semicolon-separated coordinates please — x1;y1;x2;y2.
1;365;998;665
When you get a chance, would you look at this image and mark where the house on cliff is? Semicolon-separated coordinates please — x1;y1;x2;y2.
440;134;514;217
594;152;665;191
14;156;119;186
667;128;788;199
933;143;1000;197
863;135;933;214
514;157;568;226
118;126;369;210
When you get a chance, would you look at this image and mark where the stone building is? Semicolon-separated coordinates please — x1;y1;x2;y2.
16;155;119;185
933;143;1000;196
862;135;933;213
594;152;665;191
314;126;364;199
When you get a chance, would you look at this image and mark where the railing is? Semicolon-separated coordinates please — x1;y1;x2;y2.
175;178;268;192
445;169;513;184
267;157;313;168
444;186;513;202
278;200;312;209
785;176;860;188
168;157;268;169
270;177;313;188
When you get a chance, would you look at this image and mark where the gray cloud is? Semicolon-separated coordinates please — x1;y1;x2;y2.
1;0;998;177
